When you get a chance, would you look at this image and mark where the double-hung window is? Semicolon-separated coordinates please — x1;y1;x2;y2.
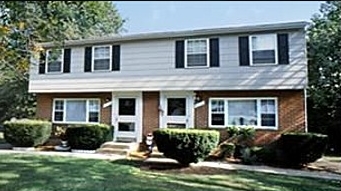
209;98;278;129
250;34;277;65
185;39;209;67
92;46;111;71
53;99;100;123
46;49;63;73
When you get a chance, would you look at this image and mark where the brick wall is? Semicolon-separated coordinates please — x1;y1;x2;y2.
36;93;112;125
36;90;305;145
142;92;160;137
194;90;306;145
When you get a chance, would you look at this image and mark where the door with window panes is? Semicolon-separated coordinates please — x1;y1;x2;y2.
113;93;142;142
160;92;194;129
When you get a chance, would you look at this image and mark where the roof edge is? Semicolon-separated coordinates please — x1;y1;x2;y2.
39;21;309;48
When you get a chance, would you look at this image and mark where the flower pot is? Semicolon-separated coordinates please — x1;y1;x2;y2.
61;140;68;147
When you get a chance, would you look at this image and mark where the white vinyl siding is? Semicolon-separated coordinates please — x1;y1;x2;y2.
249;34;278;65
92;45;111;71
46;49;63;73
29;31;307;92
53;99;100;123
185;38;209;68
209;97;278;130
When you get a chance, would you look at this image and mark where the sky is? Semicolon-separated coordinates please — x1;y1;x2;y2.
115;1;323;34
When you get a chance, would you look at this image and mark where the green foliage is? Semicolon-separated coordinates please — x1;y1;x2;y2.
153;129;220;165
226;126;256;145
65;123;111;150
219;142;236;158
225;126;256;158
257;132;328;168
3;119;52;147
307;1;341;154
0;1;125;123
240;147;261;165
279;132;328;167
226;126;240;137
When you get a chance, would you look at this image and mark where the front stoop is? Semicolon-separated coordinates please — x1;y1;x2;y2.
96;142;139;156
148;147;165;158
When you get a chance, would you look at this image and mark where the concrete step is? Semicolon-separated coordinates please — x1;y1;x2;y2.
96;147;129;156
152;146;159;153
149;152;165;158
100;142;139;150
143;157;182;169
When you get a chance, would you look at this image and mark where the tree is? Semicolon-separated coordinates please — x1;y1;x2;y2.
0;1;125;122
307;1;341;154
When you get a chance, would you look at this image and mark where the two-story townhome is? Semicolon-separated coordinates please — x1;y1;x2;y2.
29;21;308;145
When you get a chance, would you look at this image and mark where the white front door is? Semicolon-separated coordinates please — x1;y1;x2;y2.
113;92;142;142
160;91;194;128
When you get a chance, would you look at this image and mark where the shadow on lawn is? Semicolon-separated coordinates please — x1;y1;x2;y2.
0;154;340;191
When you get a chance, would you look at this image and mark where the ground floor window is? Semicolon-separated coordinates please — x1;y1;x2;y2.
53;99;100;123
209;97;277;129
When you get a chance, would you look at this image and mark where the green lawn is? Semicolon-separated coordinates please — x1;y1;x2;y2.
0;154;339;191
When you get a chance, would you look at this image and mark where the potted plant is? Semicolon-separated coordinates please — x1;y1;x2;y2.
54;126;68;148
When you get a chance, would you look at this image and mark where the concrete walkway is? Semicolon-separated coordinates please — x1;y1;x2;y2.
0;149;340;181
194;161;341;181
0;149;125;160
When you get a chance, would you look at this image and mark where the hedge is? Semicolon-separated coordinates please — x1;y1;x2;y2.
279;132;328;167
3;119;52;147
153;128;220;165
256;132;328;167
65;123;111;150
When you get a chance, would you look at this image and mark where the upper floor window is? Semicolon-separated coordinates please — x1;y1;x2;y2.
185;39;209;68
92;46;111;71
46;49;63;73
249;34;277;65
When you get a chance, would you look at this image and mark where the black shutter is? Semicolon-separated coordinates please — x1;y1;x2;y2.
277;33;289;65
175;40;184;68
239;36;250;66
63;48;71;73
112;45;120;71
84;47;92;72
209;38;219;67
39;51;46;74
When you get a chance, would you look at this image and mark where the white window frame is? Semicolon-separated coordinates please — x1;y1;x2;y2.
208;97;278;130
52;98;101;124
249;34;278;66
46;49;64;73
92;45;112;72
184;38;210;68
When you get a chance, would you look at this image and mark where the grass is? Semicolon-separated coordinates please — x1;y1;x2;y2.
0;154;340;191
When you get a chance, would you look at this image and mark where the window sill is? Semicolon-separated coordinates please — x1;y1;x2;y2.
45;72;64;75
250;63;278;67
52;121;100;124
254;126;278;130
91;70;112;73
184;66;210;69
208;126;278;130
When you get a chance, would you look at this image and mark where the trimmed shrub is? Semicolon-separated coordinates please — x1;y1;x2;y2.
256;132;328;168
254;143;278;164
153;129;220;165
3;119;52;147
66;123;111;150
279;132;328;167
